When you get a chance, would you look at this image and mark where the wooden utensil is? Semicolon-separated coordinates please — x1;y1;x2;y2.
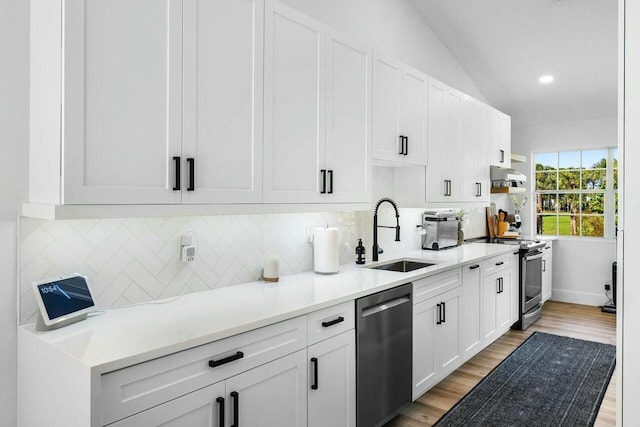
487;207;495;238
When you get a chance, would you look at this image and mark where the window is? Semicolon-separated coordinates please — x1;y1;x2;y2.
535;148;618;238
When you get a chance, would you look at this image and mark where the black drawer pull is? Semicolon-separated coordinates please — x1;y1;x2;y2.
311;357;319;390
398;135;404;155
209;351;244;368
231;391;239;427
495;261;504;266
172;156;181;191
442;301;446;323
403;136;409;155
436;303;442;325
187;158;195;191
216;397;225;426
322;316;344;328
328;170;333;194
469;264;480;270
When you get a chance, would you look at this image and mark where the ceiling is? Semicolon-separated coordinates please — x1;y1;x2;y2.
409;0;618;126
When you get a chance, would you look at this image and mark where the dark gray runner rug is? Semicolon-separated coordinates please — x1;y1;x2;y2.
433;332;616;427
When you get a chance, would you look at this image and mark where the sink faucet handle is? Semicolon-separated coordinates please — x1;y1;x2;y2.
395;225;401;242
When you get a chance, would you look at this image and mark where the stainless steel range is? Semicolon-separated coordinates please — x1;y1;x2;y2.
468;237;546;330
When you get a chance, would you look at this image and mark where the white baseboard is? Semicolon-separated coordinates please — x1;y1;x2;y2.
551;289;609;307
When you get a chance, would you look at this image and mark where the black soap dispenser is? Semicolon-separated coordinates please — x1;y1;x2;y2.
355;239;366;265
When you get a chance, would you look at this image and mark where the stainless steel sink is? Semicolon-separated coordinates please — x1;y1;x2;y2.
368;260;436;272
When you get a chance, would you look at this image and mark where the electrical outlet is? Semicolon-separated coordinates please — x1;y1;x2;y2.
605;282;611;291
305;226;314;244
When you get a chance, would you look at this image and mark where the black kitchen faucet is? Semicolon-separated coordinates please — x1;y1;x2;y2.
372;198;400;261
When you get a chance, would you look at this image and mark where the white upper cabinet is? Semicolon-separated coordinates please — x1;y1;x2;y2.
489;108;511;168
182;0;264;204
263;0;326;203
63;0;183;204
263;2;370;204
426;79;464;203
324;30;372;203
372;55;427;165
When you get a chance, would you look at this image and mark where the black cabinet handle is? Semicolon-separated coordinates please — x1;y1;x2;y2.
320;170;327;194
543;259;546;272
187;158;195;191
216;397;225;426
328;170;333;194
469;264;480;270
322;316;344;328
403;136;409;155
496;278;500;293
495;261;504;266
436;303;442;325
475;182;482;197
398;135;404;155
173;156;181;191
500;149;505;163
311;357;319;390
444;180;452;196
442;301;446;323
230;391;239;427
209;351;244;368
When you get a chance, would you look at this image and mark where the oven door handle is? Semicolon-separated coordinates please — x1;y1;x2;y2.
523;252;543;261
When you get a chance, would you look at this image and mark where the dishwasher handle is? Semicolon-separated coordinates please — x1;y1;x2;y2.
361;295;411;318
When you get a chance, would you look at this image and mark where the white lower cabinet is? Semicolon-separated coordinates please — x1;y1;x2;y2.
461;263;482;358
111;350;307;427
482;266;514;346
307;330;356;427
413;285;462;400
109;382;226;427
225;350;308;427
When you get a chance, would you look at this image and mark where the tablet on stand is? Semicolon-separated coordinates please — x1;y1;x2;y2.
32;274;96;331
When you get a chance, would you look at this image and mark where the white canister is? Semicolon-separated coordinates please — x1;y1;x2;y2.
263;254;280;282
314;227;339;274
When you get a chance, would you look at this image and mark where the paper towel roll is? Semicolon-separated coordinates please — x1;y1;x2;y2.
314;227;339;274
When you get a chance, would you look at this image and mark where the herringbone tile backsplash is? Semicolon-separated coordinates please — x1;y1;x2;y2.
18;204;484;324
20;210;424;324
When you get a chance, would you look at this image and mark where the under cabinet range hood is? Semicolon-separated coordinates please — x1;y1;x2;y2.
490;166;527;194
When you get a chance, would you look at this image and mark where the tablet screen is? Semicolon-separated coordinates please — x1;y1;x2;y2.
37;276;95;320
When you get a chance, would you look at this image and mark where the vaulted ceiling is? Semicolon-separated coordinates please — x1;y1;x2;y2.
409;0;618;126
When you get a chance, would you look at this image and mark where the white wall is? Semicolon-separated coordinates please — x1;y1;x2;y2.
512;117;617;305
280;0;487;102
0;0;29;425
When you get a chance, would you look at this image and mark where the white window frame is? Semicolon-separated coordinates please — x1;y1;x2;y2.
532;147;618;239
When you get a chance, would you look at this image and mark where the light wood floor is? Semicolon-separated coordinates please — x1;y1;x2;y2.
386;301;617;427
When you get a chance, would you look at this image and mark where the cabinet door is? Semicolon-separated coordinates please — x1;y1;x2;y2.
437;287;463;376
63;0;183;204
542;247;553;302
426;78;447;203
224;349;307;427
476;105;492;202
412;298;439;399
110;382;226;427
481;272;499;345
462;96;480;201
401;65;428;165
462;264;482;359
325;31;371;203
182;0;263;203
263;0;326;203
489;108;511;167
496;269;514;333
308;330;356;427
372;55;403;162
443;88;465;201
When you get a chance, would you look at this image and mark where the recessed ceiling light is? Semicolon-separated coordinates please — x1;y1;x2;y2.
539;75;554;84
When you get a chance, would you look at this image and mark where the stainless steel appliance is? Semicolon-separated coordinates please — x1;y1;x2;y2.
421;210;459;250
467;237;545;330
518;242;545;329
356;283;412;427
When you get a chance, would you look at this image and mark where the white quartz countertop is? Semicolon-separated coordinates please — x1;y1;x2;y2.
20;242;515;374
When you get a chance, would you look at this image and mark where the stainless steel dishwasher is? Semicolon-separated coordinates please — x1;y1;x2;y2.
356;283;413;427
